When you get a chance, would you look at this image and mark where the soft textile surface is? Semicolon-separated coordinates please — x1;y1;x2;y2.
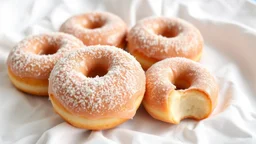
1;0;256;143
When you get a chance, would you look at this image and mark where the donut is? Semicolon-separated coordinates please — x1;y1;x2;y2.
7;32;84;96
127;17;204;70
60;12;127;48
48;45;145;130
144;58;218;124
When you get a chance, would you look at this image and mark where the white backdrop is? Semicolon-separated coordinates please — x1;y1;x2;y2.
1;0;256;143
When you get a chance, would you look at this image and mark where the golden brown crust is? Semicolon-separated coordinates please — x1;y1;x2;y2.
144;89;213;124
143;101;172;123
50;92;144;130
130;49;202;70
7;33;84;96
127;17;204;70
48;46;146;130
127;49;157;70
143;58;218;124
7;66;48;96
60;12;127;48
116;36;127;49
48;46;146;119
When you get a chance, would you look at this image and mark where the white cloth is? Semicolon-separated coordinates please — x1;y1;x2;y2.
1;0;256;143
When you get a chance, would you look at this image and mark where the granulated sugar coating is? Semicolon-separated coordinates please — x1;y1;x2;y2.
128;16;203;60
145;57;218;108
7;32;83;79
60;12;127;46
48;45;146;119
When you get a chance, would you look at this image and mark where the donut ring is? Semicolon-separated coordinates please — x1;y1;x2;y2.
60;12;127;48
7;32;84;96
144;58;218;124
48;45;145;130
128;17;204;70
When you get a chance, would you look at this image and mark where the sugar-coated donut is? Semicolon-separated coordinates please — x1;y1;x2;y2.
48;45;145;130
7;32;84;96
60;12;127;48
144;58;218;124
128;17;204;70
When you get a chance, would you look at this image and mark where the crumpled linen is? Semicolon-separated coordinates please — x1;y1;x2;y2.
0;0;256;143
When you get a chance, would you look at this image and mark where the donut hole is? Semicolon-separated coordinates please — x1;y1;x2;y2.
85;19;106;29
36;44;59;55
87;63;108;78
88;22;105;29
161;29;179;38
174;79;190;90
155;25;179;38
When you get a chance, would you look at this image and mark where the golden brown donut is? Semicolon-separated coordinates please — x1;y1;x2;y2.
144;58;218;124
60;12;127;48
7;32;84;96
48;45;146;130
128;17;203;70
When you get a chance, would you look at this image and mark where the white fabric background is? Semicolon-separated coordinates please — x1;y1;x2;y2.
0;0;256;143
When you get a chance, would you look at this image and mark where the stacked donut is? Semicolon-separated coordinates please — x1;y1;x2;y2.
7;12;218;130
